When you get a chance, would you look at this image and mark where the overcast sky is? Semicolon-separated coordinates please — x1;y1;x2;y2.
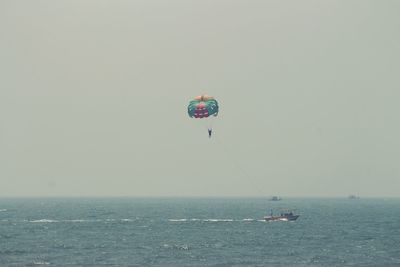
1;0;399;197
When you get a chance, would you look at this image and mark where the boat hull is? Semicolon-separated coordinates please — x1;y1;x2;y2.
264;214;299;222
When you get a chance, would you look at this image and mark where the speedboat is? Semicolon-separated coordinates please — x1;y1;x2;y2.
264;211;299;222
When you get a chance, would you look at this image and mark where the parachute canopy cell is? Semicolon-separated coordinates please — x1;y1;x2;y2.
187;95;219;119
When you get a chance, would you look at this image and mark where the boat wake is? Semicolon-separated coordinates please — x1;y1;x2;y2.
27;218;136;223
168;218;256;222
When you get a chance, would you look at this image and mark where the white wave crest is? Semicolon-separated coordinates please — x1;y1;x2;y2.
169;219;188;222
33;261;50;265
121;219;134;222
30;219;58;223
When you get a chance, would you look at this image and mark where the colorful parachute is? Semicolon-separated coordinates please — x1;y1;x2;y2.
187;95;219;119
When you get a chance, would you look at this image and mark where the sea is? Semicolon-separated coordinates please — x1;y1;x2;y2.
0;197;399;267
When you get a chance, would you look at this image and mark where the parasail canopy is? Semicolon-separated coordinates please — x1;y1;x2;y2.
187;95;219;119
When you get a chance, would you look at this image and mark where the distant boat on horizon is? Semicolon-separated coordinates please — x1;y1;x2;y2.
269;196;282;201
348;195;360;199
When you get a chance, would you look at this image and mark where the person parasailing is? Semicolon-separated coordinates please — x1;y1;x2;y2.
187;94;219;138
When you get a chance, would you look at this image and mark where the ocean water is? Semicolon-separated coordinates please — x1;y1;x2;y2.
0;198;399;267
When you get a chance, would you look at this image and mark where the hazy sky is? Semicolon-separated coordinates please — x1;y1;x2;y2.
1;0;399;197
